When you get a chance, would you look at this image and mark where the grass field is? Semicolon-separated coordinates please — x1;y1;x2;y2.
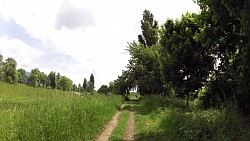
135;95;250;141
0;81;124;141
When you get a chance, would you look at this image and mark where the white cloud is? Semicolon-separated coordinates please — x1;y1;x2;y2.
55;1;95;30
0;0;199;89
0;37;44;70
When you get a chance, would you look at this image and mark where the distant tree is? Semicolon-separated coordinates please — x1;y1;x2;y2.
40;72;48;87
72;84;77;92
78;83;81;92
86;81;94;92
48;71;56;89
83;78;87;91
17;68;26;83
138;9;159;47
58;76;73;91
109;81;117;94
0;53;4;80
28;68;41;87
56;72;61;89
90;73;95;88
97;85;109;94
3;57;18;83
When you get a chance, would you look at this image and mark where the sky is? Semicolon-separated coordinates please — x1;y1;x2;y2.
0;0;199;89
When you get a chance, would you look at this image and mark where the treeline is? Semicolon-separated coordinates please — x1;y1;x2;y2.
0;54;95;92
113;1;250;114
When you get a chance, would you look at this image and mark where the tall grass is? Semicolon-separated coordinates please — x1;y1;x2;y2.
135;95;250;141
0;81;124;140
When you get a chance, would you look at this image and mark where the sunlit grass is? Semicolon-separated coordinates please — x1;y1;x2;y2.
135;95;250;141
0;81;124;140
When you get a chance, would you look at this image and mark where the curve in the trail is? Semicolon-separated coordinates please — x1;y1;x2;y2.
95;104;125;141
124;105;135;141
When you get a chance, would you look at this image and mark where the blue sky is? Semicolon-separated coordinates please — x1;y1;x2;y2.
0;0;199;89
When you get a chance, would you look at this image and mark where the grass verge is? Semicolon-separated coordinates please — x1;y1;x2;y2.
135;95;250;141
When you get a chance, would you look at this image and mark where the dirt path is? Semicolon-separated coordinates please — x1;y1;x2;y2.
124;105;135;141
95;104;125;141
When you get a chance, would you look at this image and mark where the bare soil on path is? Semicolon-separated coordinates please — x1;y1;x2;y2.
94;104;125;141
123;105;135;141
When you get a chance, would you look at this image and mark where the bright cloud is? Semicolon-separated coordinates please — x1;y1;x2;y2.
55;1;95;30
0;0;199;89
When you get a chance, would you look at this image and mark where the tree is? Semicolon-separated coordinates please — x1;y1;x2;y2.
86;81;94;92
83;78;87;91
160;13;214;97
109;81;117;94
0;53;4;80
40;72;48;87
90;73;95;89
48;71;56;89
138;9;159;47
17;68;26;83
3;57;18;83
193;0;250;113
73;84;77;92
78;83;82;92
97;85;109;94
28;68;41;87
56;72;61;89
126;42;163;94
58;76;73;91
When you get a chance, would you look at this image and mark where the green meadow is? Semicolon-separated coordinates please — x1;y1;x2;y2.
0;81;124;141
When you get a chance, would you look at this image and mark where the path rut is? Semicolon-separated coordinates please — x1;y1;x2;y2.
95;104;125;141
124;105;135;141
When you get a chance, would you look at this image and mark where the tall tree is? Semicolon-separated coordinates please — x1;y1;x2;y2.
3;57;18;83
48;71;56;89
78;83;82;92
90;73;95;89
17;68;27;83
86;81;94;92
40;72;48;87
0;53;4;80
28;68;41;87
138;9;159;47
83;78;87;91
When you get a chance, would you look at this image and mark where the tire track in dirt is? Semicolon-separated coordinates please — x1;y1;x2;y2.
94;104;125;141
124;105;135;141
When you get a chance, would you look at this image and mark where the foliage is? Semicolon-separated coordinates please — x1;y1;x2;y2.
90;73;95;88
17;68;26;83
48;71;56;89
28;68;41;87
138;10;159;47
160;13;214;97
135;95;250;141
83;78;87;91
86;81;94;92
3;57;18;83
193;0;250;113
58;76;73;91
0;53;4;80
97;85;109;94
